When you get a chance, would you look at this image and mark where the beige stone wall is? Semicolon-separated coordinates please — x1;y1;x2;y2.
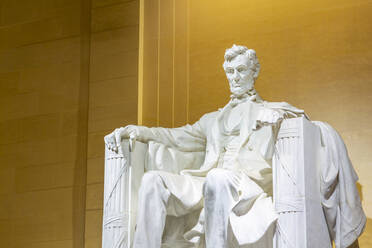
139;0;189;127
0;0;139;247
86;0;139;247
0;0;86;247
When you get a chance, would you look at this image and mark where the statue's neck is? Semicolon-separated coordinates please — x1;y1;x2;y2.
230;88;263;106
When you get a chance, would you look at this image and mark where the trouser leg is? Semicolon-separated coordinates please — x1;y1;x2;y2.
203;169;239;248
133;172;171;248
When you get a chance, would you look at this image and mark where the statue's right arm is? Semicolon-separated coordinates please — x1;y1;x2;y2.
138;122;206;152
105;113;213;153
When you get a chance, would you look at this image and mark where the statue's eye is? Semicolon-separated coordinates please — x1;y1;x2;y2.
227;69;234;74
237;67;245;72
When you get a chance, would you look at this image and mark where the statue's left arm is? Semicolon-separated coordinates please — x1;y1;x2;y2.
255;101;306;129
253;102;306;160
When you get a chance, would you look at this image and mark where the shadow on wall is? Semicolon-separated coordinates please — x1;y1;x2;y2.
354;183;370;247
359;218;371;247
357;182;363;202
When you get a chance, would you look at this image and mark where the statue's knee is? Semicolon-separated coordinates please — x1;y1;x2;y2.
204;169;230;196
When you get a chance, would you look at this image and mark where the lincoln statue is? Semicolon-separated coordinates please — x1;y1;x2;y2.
104;45;365;248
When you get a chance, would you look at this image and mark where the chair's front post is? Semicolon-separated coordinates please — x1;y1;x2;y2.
272;117;332;248
102;140;146;248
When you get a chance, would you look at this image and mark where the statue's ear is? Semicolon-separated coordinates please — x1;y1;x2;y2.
253;62;260;79
253;69;260;79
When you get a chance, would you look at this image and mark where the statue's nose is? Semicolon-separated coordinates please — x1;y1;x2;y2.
233;71;240;83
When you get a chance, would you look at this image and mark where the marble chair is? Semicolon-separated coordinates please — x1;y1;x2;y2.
102;117;332;248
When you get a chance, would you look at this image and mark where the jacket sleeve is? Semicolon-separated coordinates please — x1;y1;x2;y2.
137;114;211;152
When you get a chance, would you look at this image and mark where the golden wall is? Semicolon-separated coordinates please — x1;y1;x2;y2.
86;0;139;247
0;0;139;247
139;0;189;127
0;0;86;247
140;0;372;245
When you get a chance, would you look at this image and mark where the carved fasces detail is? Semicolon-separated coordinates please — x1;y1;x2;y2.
103;144;130;248
103;140;146;248
273;118;303;248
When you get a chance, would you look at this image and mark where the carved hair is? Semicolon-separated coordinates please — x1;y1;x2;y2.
223;44;261;79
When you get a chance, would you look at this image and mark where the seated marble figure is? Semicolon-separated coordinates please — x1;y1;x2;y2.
104;45;365;248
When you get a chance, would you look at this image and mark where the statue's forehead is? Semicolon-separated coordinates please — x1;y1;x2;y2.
224;54;250;67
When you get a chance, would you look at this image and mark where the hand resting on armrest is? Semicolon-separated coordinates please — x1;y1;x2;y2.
104;125;144;153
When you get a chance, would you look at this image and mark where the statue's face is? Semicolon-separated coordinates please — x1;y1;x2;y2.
224;54;255;97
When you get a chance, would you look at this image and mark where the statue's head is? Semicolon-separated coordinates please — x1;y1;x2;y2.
223;45;260;97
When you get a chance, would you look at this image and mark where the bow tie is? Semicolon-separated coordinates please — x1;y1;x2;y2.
230;93;257;107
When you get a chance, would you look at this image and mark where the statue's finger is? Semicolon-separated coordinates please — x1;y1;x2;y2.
115;130;121;147
129;135;136;152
